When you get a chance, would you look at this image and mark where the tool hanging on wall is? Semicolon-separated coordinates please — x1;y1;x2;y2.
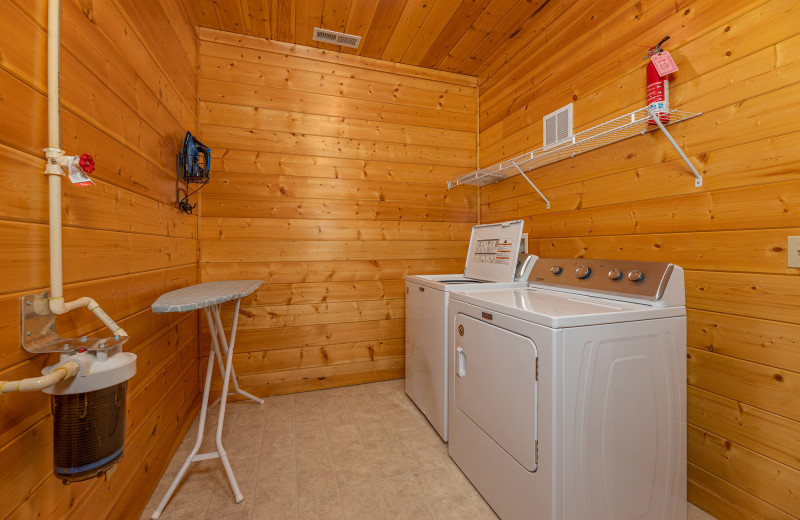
176;131;211;214
645;36;679;126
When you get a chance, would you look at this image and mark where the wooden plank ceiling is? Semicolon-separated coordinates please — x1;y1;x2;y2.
192;0;550;74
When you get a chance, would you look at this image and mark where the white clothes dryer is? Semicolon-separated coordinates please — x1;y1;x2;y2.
448;258;687;520
405;220;535;441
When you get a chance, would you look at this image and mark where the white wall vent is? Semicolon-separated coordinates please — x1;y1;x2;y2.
543;103;573;149
312;27;362;49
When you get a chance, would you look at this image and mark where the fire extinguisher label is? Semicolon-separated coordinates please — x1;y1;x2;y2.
651;51;679;76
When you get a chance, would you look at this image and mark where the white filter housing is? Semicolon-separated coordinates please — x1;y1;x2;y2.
43;350;137;395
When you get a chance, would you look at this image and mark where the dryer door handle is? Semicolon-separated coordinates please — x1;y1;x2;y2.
456;347;467;377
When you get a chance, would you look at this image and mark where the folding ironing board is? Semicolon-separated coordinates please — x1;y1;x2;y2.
149;280;264;519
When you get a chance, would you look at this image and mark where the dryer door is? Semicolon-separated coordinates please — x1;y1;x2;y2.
453;314;538;472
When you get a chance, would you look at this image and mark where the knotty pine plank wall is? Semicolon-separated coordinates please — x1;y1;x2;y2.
475;0;800;518
0;1;199;519
197;28;477;396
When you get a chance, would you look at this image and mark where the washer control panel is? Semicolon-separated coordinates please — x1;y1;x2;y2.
530;258;675;301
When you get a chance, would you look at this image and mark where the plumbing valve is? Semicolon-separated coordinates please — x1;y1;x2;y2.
43;148;95;186
78;153;95;174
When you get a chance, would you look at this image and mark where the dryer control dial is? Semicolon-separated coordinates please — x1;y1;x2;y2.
575;266;591;279
628;269;645;282
551;265;562;275
608;268;623;280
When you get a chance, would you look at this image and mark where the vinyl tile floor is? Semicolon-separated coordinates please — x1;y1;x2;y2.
140;380;715;520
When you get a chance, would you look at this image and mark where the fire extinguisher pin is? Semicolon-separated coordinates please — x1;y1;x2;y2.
642;35;671;59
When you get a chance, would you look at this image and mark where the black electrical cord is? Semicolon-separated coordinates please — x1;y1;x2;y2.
177;178;208;215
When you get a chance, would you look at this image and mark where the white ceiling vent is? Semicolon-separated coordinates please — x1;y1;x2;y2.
312;27;362;49
543;103;573;149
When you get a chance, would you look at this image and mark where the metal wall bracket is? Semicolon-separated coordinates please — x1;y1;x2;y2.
510;160;550;209
645;108;703;187
21;292;129;354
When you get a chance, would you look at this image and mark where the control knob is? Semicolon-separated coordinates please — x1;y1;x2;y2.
550;266;562;275
608;269;623;280
575;266;591;279
628;269;645;282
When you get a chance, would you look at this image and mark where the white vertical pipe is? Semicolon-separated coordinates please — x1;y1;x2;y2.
47;0;64;301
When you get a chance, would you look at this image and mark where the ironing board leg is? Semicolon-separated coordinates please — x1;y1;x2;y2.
211;301;243;502
212;306;264;405
150;331;217;520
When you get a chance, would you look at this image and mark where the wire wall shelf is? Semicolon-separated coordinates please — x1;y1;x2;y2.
447;107;703;208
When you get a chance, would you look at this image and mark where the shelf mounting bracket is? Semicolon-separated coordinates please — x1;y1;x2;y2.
645;108;703;187
510;160;550;209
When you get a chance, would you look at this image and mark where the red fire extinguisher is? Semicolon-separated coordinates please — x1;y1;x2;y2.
646;36;672;125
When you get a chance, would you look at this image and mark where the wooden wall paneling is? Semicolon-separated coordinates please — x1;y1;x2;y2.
240;280;407;306
688;386;800;470
202;218;474;241
201;259;467;284
0;221;197;294
477;0;799;516
208;150;472;183
688;424;800;517
199;124;474;165
538;228;800;274
111;0;198;102
688;310;800;372
685;271;800;324
202;239;467;263
202;194;475;221
203;338;405;376
209;357;404;397
198;78;475;132
199;30;476;398
688;463;796;520
523;179;800;240
0;0;200;518
196;63;477;113
202;319;405;353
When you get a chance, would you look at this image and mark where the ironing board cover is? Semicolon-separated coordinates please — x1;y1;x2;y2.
151;280;262;314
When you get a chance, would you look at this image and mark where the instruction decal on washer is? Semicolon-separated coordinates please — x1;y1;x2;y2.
474;238;513;265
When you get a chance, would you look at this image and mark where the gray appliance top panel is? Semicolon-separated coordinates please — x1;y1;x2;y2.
528;258;675;302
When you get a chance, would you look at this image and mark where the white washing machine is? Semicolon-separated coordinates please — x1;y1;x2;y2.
448;258;687;520
405;220;535;441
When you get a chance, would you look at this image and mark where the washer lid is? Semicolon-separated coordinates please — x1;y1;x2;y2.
405;273;527;292
463;220;525;283
450;287;685;328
